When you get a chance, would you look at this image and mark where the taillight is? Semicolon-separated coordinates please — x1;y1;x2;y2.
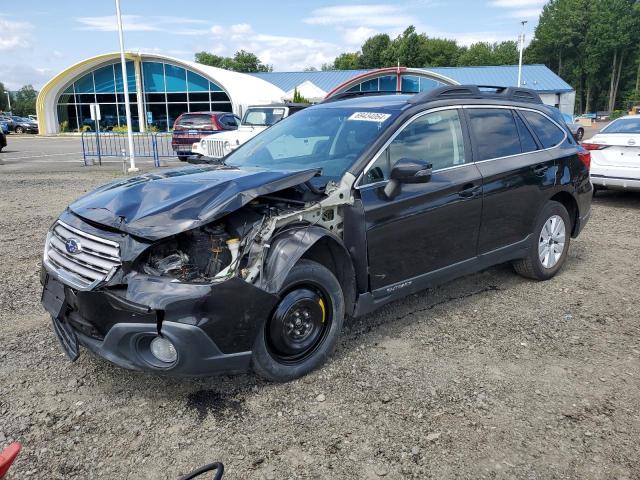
581;142;609;151
577;146;591;170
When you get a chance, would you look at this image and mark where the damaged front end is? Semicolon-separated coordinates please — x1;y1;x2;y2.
41;164;354;375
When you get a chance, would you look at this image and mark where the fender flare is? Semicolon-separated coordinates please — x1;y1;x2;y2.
258;225;356;311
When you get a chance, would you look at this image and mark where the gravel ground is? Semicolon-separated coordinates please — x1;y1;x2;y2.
1;144;639;479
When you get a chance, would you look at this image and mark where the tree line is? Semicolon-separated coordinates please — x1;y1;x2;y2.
195;0;639;113
0;83;38;117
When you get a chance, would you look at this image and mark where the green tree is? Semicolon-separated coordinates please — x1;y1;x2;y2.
194;50;272;72
422;38;461;67
457;42;495;66
13;85;37;116
382;26;428;68
232;50;272;72
292;87;310;104
194;51;227;68
0;82;9;112
333;52;361;70
360;33;392;68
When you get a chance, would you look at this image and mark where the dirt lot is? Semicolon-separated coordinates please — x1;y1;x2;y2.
1;138;639;479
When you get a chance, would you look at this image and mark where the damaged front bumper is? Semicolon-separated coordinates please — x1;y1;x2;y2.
41;265;278;376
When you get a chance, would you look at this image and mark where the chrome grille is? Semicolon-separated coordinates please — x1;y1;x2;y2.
204;138;225;158
44;221;121;290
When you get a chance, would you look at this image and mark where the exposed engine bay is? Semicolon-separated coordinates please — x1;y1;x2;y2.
137;177;351;286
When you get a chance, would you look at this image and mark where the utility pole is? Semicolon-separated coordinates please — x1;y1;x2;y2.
115;0;138;172
517;20;528;88
5;92;11;112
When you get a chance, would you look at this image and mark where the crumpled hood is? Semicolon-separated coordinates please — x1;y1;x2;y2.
69;165;317;241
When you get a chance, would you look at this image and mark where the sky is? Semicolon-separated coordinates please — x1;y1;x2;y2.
0;0;544;91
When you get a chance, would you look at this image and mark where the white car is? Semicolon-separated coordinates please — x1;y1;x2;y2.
192;104;308;159
585;115;640;193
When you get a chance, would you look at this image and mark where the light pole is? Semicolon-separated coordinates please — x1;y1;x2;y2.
517;20;528;87
5;92;11;112
115;0;138;172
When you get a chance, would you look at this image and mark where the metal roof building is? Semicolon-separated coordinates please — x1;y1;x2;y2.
252;64;575;113
38;55;575;134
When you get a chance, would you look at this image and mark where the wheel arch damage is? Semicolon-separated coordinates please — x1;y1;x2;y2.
259;226;357;315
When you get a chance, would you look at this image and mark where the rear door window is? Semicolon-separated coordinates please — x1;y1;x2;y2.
467;109;521;160
521;110;565;148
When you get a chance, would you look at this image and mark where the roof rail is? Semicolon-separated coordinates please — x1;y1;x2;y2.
408;84;543;105
321;90;412;103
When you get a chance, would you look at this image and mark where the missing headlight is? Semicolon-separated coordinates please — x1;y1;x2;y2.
141;224;239;282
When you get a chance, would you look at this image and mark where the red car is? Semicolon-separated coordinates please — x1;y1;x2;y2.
171;112;240;161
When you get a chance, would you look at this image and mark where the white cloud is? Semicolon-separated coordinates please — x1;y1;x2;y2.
0;63;51;90
489;0;544;6
504;8;543;18
207;24;342;71
488;0;544;19
342;26;378;45
230;23;253;35
75;15;207;35
0;17;34;51
304;4;416;28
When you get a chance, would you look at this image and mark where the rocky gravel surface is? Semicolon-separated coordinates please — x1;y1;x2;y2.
1;160;639;479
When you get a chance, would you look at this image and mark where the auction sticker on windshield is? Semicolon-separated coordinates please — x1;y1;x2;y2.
348;112;391;122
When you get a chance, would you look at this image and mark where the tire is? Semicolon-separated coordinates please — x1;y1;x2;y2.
178;155;188;162
15;126;24;134
576;128;584;141
251;259;345;382
513;201;571;281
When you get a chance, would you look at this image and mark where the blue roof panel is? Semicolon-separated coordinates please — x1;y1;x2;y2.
251;64;572;94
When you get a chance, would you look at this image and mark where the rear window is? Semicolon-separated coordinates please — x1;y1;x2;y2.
174;114;212;128
467;109;521;160
521;111;565;149
601;117;640;134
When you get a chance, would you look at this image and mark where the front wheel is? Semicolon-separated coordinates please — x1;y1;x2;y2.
178;155;188;162
251;259;345;382
513;201;571;280
15;126;24;134
576;128;584;141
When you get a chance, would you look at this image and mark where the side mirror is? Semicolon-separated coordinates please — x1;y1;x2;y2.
384;158;432;199
390;158;433;183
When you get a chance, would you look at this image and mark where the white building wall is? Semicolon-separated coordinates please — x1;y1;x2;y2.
539;92;575;116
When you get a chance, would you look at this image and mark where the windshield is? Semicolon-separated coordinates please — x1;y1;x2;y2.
226;106;398;182
601;117;640;134
242;107;287;127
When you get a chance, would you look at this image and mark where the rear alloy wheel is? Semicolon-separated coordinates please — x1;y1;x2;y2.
576;128;584;141
251;259;344;382
513;201;571;280
15;126;24;134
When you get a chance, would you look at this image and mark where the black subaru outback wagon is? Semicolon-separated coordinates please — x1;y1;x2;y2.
41;85;592;381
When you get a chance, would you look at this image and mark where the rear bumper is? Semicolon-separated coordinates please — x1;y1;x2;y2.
591;174;640;191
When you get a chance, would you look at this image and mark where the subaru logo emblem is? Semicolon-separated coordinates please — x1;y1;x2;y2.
65;238;82;255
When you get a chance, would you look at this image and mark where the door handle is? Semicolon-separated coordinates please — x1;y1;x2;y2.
458;183;480;198
532;164;549;176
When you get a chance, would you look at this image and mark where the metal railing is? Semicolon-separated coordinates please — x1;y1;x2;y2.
81;131;217;167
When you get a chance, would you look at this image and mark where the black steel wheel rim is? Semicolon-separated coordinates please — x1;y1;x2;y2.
267;286;331;364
